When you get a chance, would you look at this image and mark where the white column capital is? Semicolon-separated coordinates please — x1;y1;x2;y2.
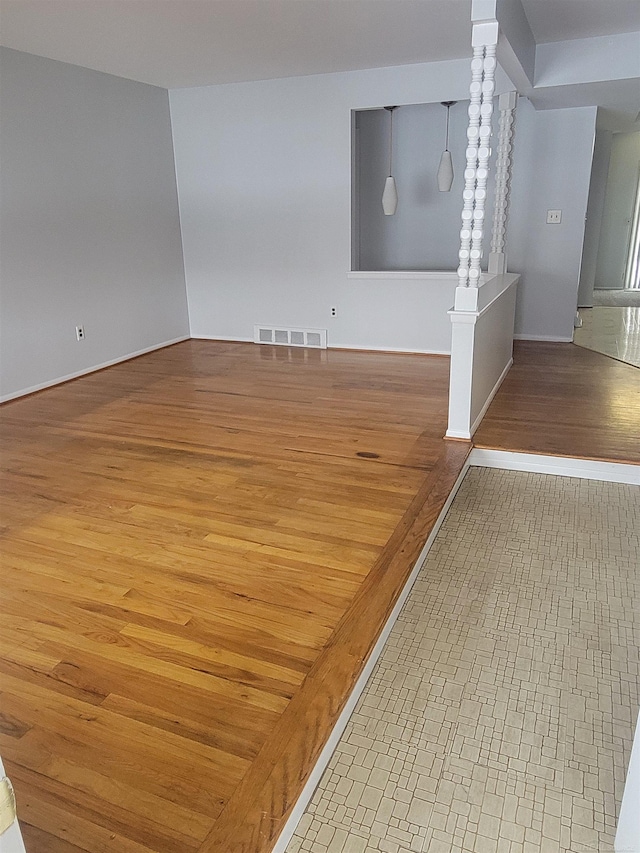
471;0;497;23
472;20;499;47
498;90;518;111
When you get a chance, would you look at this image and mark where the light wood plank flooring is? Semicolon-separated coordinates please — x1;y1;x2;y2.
0;340;468;853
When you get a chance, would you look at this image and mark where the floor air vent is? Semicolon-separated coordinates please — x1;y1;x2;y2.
254;325;327;349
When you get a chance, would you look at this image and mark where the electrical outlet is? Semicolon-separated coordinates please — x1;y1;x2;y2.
546;209;562;224
330;306;337;317
76;325;85;341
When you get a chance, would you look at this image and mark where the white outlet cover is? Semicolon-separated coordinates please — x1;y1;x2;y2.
546;209;562;224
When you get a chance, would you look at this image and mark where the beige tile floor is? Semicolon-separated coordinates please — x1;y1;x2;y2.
574;307;640;368
286;468;640;853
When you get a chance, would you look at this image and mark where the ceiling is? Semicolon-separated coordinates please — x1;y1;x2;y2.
1;0;639;90
0;1;473;89
523;0;640;43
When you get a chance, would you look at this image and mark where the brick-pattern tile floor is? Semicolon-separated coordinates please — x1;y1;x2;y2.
286;468;640;853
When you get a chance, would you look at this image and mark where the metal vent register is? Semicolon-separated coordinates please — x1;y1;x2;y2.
254;326;327;349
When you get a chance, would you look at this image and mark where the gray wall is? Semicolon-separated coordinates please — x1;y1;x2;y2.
0;48;189;400
356;101;496;271
171;67;596;345
170;58;477;352
1;48;598;379
507;100;597;340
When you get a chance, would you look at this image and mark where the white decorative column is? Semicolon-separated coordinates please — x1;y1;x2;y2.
457;20;498;290
446;2;520;441
489;91;518;275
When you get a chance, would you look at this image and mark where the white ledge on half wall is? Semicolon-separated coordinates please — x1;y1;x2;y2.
452;272;520;313
347;270;462;281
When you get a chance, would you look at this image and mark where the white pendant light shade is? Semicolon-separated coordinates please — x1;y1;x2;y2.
437;149;454;192
382;175;398;215
437;101;456;192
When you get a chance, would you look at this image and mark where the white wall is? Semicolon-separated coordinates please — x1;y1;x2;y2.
170;60;478;352
171;65;596;349
578;126;613;307
507;100;597;340
0;48;189;400
595;131;640;290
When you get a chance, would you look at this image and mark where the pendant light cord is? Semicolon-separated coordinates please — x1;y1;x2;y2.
441;101;456;152
384;106;397;177
445;103;450;152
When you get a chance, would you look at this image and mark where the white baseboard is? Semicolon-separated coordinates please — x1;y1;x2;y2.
445;428;472;439
514;333;573;343
330;344;450;356
189;334;253;343
191;336;450;356
0;336;190;403
469;448;640;485
273;459;472;852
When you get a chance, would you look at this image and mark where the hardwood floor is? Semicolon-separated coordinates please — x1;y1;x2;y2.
474;340;640;465
4;339;636;853
0;340;468;853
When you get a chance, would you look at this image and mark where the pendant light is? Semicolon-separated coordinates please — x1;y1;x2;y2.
437;101;456;192
382;106;398;215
